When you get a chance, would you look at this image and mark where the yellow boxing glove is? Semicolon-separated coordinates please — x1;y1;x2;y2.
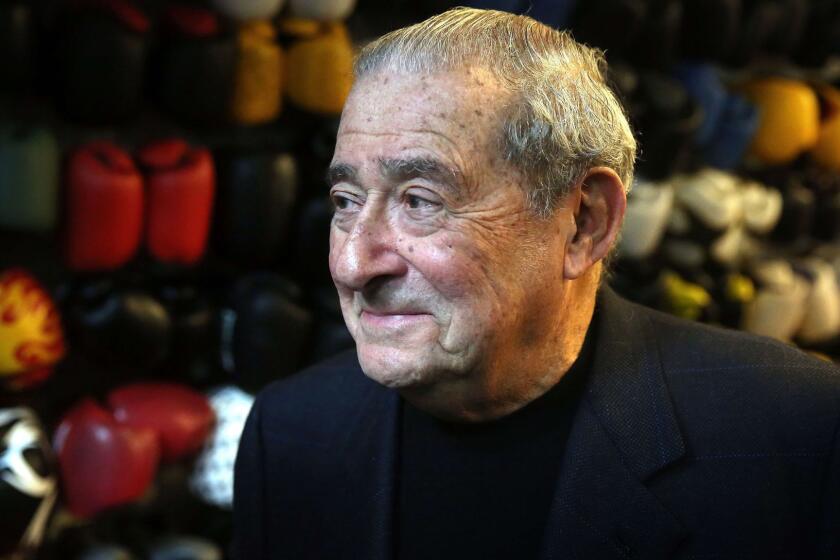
286;22;353;115
741;78;819;165
660;271;712;321
0;269;65;379
810;84;840;171
231;20;284;125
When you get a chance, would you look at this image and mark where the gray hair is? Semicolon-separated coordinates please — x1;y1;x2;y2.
353;7;636;218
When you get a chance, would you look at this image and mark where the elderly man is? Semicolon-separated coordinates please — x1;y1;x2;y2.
233;8;840;559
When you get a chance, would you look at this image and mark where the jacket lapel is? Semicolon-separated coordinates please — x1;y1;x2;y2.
540;288;688;559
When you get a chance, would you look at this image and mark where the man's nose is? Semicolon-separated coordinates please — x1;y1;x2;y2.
330;212;407;291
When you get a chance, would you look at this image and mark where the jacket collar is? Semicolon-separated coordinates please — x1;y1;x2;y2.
338;287;687;559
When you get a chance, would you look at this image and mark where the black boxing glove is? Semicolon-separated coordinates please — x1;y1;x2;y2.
62;278;171;374
0;1;34;93
213;150;298;267
570;0;646;59
680;0;741;62
56;0;149;124
219;274;313;393
633;73;703;180
154;5;236;126
156;283;219;387
628;0;683;69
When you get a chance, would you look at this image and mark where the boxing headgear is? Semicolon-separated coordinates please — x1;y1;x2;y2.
190;386;255;509
0;408;57;557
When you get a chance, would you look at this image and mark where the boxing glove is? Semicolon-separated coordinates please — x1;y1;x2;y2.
0;1;33;93
62;279;171;373
730;0;807;65
633;73;703;180
740;78;819;166
156;283;218;387
231;21;283;125
78;544;136;560
190;386;255;509
680;0;740;62
290;196;335;288
619;178;674;260
147;536;221;560
672;73;758;170
810;85;840;172
212;0;285;22
137;139;214;266
740;180;782;235
0;407;57;558
220;274;313;392
702;94;759;170
0;126;59;233
155;6;236;125
107;383;214;462
673;64;726;149
795;0;840;67
65;141;143;271
742;259;810;341
659;270;713;322
0;270;65;386
213;149;298;266
297;281;353;363
288;0;357;21
672;169;743;241
716;272;756;329
570;0;646;58
54;398;160;518
770;178;815;248
795;259;840;346
628;0;682;69
286;22;353;115
56;0;149;123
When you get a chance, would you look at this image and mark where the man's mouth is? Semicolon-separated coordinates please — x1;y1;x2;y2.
360;309;432;330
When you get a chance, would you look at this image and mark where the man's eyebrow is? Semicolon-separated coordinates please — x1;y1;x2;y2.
378;157;464;193
326;163;358;187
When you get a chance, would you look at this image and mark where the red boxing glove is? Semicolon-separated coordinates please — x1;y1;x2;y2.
53;399;160;518
108;382;214;462
138;139;215;265
65;141;143;271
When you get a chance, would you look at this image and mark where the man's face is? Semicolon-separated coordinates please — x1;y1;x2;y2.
328;69;576;393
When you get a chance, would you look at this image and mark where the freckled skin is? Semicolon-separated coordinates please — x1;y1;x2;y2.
329;69;614;422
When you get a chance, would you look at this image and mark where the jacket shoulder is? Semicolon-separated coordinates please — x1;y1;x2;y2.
638;304;840;453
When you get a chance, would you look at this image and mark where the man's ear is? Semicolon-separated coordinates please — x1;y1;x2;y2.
564;167;627;280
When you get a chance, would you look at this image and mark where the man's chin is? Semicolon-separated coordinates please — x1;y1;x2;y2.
356;344;437;390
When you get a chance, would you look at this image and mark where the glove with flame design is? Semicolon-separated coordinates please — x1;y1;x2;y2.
0;270;65;389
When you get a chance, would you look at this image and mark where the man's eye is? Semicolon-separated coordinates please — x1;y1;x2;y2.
405;193;439;210
331;193;358;211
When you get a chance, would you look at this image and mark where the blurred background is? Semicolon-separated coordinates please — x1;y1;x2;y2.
0;0;839;558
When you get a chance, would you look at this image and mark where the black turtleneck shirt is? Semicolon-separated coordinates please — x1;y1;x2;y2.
397;318;596;560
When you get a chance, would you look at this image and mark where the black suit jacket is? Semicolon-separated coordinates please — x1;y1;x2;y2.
233;289;840;559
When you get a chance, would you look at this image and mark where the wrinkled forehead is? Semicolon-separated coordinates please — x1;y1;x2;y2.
339;67;510;142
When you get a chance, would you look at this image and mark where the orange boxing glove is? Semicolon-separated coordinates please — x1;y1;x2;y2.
740;78;819;165
285;22;353;115
231;20;283;125
0;270;65;385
